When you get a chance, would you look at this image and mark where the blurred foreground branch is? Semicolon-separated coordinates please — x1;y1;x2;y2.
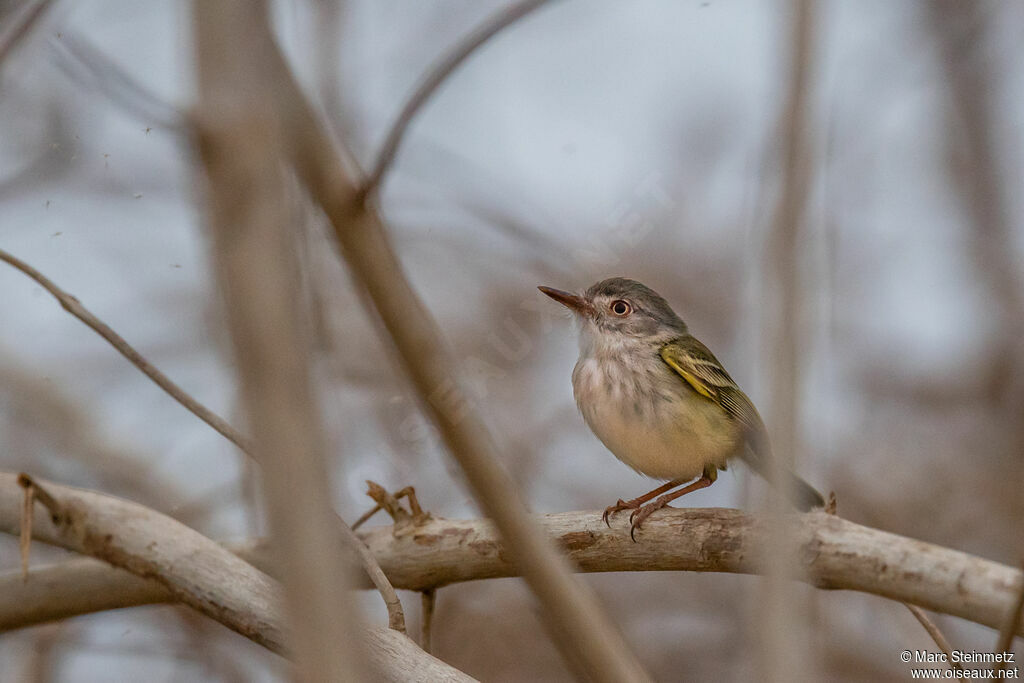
193;2;377;678
761;0;818;679
245;8;652;683
2;478;1021;643
0;472;473;682
927;1;1024;415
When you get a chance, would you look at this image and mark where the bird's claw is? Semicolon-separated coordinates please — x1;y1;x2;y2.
628;501;668;542
602;499;636;527
628;510;647;542
604;495;670;540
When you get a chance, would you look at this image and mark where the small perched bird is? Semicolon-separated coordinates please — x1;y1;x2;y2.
539;277;823;540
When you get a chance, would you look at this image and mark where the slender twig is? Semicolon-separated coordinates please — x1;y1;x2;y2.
340;520;406;633
0;0;55;70
362;0;552;196
904;604;965;673
0;248;406;631
421;588;436;654
351;503;382;532
52;37;188;133
993;563;1024;674
0;248;250;452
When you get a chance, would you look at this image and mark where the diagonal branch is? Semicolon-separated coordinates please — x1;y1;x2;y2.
52;36;188;134
0;250;405;631
904;604;965;673
0;0;56;70
363;0;553;195
250;14;651;683
0;248;250;452
1;473;474;682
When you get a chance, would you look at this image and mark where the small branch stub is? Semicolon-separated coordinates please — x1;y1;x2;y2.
19;481;33;581
421;588;437;654
353;481;430;533
18;473;72;582
17;474;65;526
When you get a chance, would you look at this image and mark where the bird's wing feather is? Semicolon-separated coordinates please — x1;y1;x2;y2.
659;336;825;510
658;336;770;456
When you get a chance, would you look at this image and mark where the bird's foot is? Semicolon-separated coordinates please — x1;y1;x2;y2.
601;499;640;527
629;499;672;542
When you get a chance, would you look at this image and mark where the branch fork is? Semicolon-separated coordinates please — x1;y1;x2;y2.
353;481;430;534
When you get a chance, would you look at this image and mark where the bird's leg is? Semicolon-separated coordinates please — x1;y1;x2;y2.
629;466;718;542
602;479;684;527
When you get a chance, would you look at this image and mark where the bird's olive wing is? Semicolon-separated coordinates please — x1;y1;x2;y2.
659;336;770;455
661;337;825;510
658;336;736;398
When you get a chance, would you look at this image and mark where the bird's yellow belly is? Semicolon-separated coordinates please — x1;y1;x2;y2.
579;388;742;481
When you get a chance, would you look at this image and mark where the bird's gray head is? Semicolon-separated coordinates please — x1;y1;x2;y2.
538;277;687;346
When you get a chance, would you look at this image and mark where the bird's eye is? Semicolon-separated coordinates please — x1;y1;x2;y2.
610;300;631;316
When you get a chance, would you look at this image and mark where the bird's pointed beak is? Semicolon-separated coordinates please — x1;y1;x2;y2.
538;286;594;317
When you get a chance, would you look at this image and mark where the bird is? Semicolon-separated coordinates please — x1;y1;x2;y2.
539;277;823;540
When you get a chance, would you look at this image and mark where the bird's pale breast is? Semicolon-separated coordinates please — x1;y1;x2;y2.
572;350;743;481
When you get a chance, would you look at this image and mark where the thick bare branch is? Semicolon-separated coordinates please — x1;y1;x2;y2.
11;472;281;651
3;492;1022;642
0;473;474;682
251;14;652;683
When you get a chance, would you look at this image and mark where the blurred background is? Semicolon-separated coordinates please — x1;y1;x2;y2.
1;0;1022;680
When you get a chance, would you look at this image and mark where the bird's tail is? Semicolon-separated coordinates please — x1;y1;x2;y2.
741;448;824;511
785;471;825;511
